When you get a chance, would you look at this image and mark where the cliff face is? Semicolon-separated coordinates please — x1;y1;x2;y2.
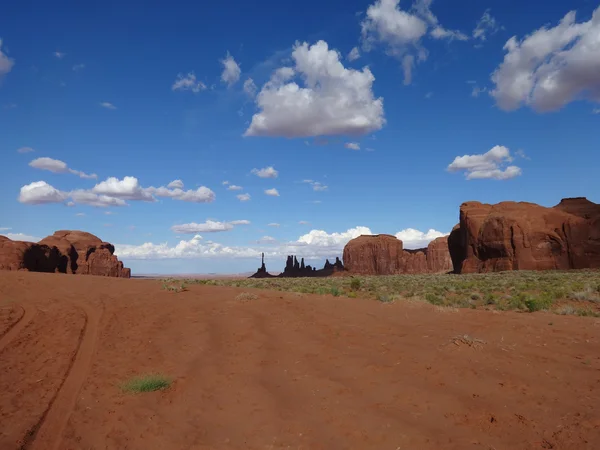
449;197;600;273
342;234;452;275
0;231;130;278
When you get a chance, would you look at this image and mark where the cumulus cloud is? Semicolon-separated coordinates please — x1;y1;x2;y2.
17;147;34;153
265;188;280;197
29;157;98;179
395;228;447;249
347;46;361;61
251;166;278;178
221;52;241;86
54;51;66;59
100;102;117;110
244;40;385;138
345;142;360;150
227;184;243;191
92;176;155;201
447;145;522;180
243;78;257;96
0;39;15;76
361;0;467;84
491;7;600;112
172;72;206;93
222;180;230;185
171;219;250;234
473;9;501;41
167;179;184;189
4;233;41;242
69;190;128;207
18;181;68;205
114;225;447;261
145;185;216;203
237;193;251;202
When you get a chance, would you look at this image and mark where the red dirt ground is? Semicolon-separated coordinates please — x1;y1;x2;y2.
1;271;599;450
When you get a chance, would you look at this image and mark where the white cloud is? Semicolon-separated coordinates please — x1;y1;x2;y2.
243;78;257;96
113;225;446;261
76;213;86;217
347;46;361;61
18;181;68;205
491;7;600;112
4;233;40;242
69;190;128;207
395;228;447;249
302;180;328;191
251;166;278;178
17;147;34;153
0;39;15;76
473;9;501;41
268;223;280;227
345;142;360;150
172;72;206;93
245;40;385;138
92;176;155;201
145;185;216;203
29;157;98;179
171;219;249;234
448;145;522;180
72;63;85;71
227;184;243;191
100;102;117;110
167;179;184;189
220;52;241;86
0;227;11;231
54;51;66;59
265;188;280;197
222;180;230;185
361;0;468;84
237;193;251;202
299;221;310;225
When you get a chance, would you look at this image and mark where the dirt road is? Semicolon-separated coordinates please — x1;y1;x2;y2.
1;271;599;449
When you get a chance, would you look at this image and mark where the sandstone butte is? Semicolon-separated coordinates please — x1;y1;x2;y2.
0;230;130;278
342;234;453;275
449;197;600;274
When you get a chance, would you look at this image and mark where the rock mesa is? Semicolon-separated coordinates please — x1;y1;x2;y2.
449;197;600;273
0;230;131;277
342;234;452;275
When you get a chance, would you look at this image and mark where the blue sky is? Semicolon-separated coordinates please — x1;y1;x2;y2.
1;0;599;274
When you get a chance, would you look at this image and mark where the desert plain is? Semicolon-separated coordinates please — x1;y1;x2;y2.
1;270;600;450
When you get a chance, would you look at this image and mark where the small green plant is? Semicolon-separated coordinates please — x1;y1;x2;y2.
425;293;443;305
122;374;171;393
523;293;552;312
330;287;341;297
377;294;393;303
162;281;187;293
235;292;258;301
350;277;361;291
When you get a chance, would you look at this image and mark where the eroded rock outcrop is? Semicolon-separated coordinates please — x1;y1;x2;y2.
249;254;344;278
450;197;600;273
342;234;452;275
0;231;130;277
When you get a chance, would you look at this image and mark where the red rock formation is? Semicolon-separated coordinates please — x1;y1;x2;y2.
0;231;130;277
342;234;452;275
249;254;344;278
450;197;600;273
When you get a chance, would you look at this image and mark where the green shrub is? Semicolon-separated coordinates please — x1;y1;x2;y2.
350;277;361;291
122;374;171;393
425;293;443;305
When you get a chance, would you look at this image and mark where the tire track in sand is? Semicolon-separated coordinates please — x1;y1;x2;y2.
21;301;102;450
0;304;36;353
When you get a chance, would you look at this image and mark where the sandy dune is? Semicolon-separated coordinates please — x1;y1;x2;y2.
1;271;599;449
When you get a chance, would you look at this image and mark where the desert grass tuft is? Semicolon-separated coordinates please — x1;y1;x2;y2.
235;292;258;301
122;374;171;393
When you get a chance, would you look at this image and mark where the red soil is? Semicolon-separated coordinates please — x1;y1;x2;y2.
1;271;599;449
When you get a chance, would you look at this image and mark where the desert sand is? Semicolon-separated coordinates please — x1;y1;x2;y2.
1;271;599;449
